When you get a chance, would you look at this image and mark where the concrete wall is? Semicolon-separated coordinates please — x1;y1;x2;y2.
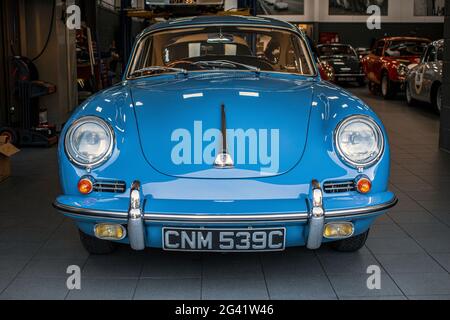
439;0;450;152
252;0;445;46
260;0;445;23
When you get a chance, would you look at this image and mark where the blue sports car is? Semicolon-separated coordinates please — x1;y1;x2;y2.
54;16;397;254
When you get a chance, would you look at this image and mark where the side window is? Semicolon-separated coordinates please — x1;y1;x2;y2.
129;36;153;74
437;47;443;61
425;47;437;62
374;41;385;56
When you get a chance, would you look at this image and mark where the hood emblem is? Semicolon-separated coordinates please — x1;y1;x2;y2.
214;104;234;169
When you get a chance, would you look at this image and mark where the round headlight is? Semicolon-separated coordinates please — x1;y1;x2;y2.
65;116;114;168
397;64;408;77
335;116;384;168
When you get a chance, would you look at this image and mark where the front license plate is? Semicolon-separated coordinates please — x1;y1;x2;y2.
338;77;356;81
163;228;286;252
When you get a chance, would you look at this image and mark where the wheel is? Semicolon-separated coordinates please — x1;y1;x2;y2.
381;72;395;99
331;229;370;252
405;81;417;106
79;229;118;255
368;81;379;95
431;83;442;114
357;78;366;87
0;128;18;145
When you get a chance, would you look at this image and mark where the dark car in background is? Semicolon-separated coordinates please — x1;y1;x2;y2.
361;37;430;99
317;44;365;86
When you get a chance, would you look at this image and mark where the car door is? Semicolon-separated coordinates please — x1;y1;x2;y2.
365;40;385;84
413;45;436;102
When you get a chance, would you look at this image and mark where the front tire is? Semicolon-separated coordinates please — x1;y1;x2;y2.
368;81;379;95
79;229;118;255
357;78;366;87
381;73;395;99
405;81;417;106
431;83;442;114
331;229;370;252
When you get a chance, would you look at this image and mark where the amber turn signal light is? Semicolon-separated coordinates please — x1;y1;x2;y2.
357;177;372;194
78;177;93;195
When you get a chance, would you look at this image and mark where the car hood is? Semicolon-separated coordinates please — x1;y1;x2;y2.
129;73;314;179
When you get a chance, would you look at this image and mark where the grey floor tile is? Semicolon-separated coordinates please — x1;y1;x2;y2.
430;253;450;273
0;277;68;300
389;211;440;225
18;259;86;279
141;253;201;279
66;279;138;300
340;296;407;300
134;278;201;300
0;242;42;260
369;224;409;239
329;273;403;298
390;273;450;296
407;295;450;300
366;237;425;254
203;254;263;279
401;223;450;238
202;276;269;300
415;235;450;254
318;253;380;275
266;275;336;300
374;253;447;274
82;259;142;279
261;251;323;277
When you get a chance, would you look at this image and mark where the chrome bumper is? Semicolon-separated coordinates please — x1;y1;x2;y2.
53;180;398;251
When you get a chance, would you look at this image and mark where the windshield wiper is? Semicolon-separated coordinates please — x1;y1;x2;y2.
130;66;187;78
193;60;260;73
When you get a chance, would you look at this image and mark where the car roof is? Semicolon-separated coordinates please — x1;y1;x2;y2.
138;15;299;37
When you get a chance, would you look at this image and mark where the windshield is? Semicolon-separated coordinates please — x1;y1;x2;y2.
385;40;429;57
318;45;356;57
127;26;315;78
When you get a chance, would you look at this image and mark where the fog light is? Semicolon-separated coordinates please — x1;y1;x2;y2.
78;177;93;195
323;222;354;239
357;177;372;194
94;223;126;240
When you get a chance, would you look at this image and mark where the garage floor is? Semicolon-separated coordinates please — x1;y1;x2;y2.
1;87;450;300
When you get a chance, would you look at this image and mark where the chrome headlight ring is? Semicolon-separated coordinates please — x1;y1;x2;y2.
334;115;385;169
397;63;408;77
64;116;115;169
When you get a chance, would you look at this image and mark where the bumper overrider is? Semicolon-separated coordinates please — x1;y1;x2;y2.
53;180;398;251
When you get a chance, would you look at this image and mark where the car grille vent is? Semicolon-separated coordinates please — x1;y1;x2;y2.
323;180;356;194
93;181;126;194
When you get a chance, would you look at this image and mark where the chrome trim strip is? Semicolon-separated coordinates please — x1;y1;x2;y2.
53;196;397;224
325;196;398;218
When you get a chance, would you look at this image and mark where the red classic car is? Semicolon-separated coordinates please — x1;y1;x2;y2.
361;37;430;99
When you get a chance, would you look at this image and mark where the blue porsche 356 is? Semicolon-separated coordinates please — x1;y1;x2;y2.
54;16;397;254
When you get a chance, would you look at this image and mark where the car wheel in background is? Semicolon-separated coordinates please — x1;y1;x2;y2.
330;229;370;252
368;81;379;95
357;78;366;87
381;73;395;99
432;83;442;114
79;229;118;255
405;81;417;106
